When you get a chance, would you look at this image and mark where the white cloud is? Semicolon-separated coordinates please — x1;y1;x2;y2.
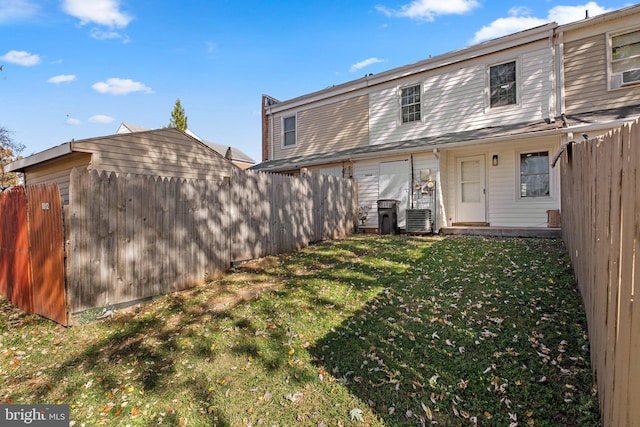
88;115;115;124
0;50;40;66
350;57;385;72
90;28;130;43
0;0;40;22
66;116;81;126
471;2;613;44
376;0;480;21
62;0;133;28
47;74;77;84
92;78;153;95
548;2;612;24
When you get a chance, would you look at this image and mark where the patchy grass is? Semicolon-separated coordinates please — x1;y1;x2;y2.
0;236;600;426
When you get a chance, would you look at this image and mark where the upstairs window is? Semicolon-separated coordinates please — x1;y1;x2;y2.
401;84;421;123
520;151;550;198
283;115;296;147
489;61;517;107
611;29;640;86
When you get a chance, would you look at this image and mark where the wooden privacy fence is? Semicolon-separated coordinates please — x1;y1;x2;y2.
558;118;640;427
67;167;357;316
0;185;66;324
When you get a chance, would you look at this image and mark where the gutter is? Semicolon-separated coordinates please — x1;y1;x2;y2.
257;126;567;173
4;141;73;172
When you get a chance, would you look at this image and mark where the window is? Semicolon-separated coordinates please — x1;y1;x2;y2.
401;85;421;123
489;61;517;107
520;151;549;198
611;30;640;86
283;115;296;147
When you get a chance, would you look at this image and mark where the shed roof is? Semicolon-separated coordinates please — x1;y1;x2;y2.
4;127;220;173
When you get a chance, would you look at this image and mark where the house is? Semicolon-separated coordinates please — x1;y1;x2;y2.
254;4;640;233
4;127;237;204
255;23;565;232
557;5;640;139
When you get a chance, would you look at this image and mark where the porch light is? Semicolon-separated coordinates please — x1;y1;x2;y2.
492;154;499;166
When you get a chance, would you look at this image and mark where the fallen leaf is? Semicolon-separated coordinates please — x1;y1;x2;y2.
350;408;364;422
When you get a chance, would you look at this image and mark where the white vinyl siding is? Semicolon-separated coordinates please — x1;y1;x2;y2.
353;161;379;229
444;137;560;227
369;40;554;146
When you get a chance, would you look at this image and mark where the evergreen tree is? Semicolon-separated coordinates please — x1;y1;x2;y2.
168;99;188;131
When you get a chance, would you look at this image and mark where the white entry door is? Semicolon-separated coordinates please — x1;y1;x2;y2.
379;160;409;228
456;156;486;223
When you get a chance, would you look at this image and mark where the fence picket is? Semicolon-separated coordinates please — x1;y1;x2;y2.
560;118;640;427
64;168;356;314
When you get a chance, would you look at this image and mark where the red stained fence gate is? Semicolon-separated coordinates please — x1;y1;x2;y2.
0;185;66;325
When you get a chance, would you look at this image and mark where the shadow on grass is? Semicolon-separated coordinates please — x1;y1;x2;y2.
310;237;600;426
1;236;599;426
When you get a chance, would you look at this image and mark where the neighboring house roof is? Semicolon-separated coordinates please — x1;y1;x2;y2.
202;141;255;165
116;122;151;133
253;119;565;173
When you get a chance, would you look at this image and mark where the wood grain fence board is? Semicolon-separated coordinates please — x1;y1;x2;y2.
630;120;640;427
559;118;640;427
63;169;355;315
613;123;635;426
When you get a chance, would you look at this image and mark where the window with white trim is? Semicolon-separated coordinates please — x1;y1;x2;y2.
489;61;517;107
400;84;421;123
283;115;296;147
519;151;550;198
611;29;640;87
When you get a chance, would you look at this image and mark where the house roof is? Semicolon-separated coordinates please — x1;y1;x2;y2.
202;141;255;165
116;122;150;133
252;119;566;173
564;104;640;128
253;104;640;173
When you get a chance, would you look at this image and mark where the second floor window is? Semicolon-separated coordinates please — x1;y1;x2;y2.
283;115;296;147
612;29;640;85
490;61;517;107
401;85;421;123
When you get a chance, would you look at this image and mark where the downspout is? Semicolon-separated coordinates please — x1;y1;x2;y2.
410;154;415;209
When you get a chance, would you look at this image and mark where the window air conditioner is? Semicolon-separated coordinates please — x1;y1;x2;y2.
622;69;640;85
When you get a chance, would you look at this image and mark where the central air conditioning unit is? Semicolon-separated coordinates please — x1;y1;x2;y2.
406;209;432;233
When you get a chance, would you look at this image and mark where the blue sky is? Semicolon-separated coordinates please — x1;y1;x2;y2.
0;0;629;163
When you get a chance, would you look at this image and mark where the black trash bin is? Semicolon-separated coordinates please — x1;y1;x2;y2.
377;199;399;235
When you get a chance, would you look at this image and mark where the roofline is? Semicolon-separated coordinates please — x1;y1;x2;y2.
254;127;566;172
4;127;236;172
265;22;557;114
557;3;640;33
4;142;72;172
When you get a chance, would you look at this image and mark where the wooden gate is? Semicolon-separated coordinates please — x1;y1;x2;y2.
0;185;67;324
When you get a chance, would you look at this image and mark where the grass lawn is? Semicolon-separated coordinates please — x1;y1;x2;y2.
0;235;600;426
